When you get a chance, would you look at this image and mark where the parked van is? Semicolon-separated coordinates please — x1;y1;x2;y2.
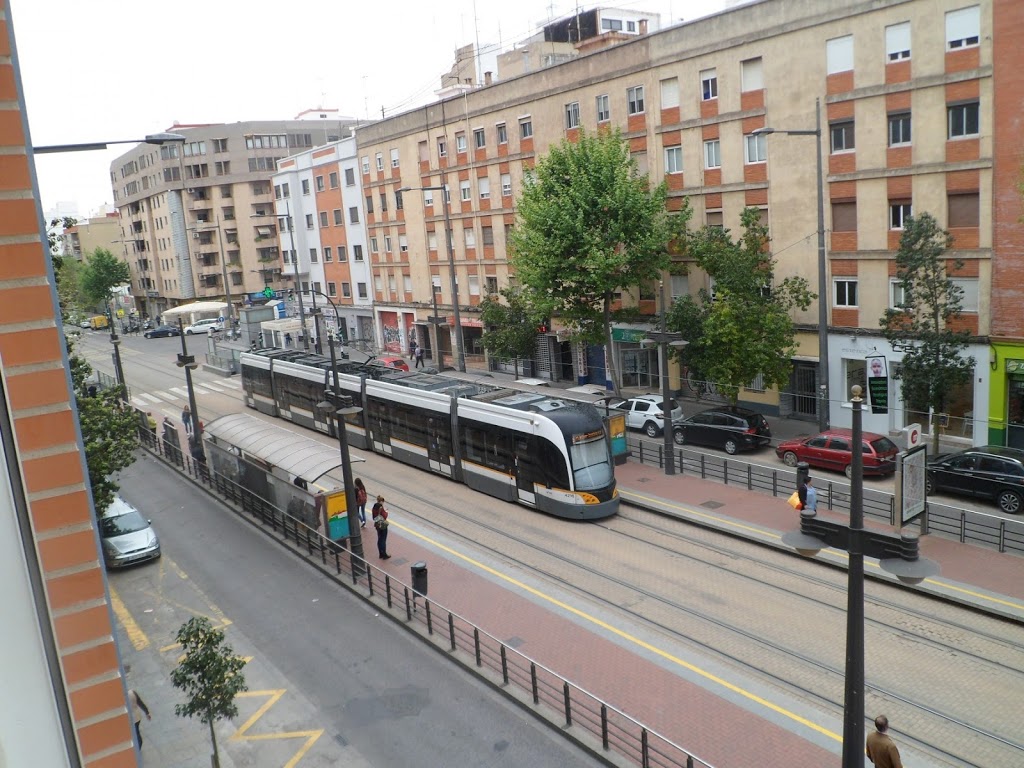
89;315;109;330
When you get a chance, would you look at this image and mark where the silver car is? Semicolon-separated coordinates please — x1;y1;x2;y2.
99;496;161;568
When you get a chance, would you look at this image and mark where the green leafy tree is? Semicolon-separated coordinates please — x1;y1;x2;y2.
47;215;77;259
508;128;690;394
56;258;88;322
80;247;131;309
881;213;974;453
667;208;814;405
171;617;248;768
68;350;138;511
480;286;546;379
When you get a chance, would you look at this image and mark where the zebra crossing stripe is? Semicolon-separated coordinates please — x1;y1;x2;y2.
169;387;190;398
139;393;162;403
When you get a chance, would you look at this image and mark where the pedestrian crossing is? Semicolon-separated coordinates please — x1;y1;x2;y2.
130;377;241;412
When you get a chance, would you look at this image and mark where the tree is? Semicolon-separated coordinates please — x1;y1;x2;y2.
508;128;689;394
47;216;77;259
80;247;131;309
667;208;814;405
171;616;248;768
68;349;138;511
56;257;88;321
479;287;547;379
881;213;974;453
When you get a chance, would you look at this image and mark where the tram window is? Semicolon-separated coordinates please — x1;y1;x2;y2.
463;421;512;472
538;440;570;488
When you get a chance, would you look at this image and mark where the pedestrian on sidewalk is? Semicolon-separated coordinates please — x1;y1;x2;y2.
866;714;903;768
802;476;817;512
127;688;152;748
409;338;418;360
182;404;193;436
354;477;368;528
414;345;424;368
372;495;390;559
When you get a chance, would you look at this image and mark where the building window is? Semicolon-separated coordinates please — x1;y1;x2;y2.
345;168;355;186
333;209;343;225
468;275;480;297
744;133;767;164
602;17;623;31
889;279;908;309
379;192;388;213
627;85;645;115
948;192;980;227
315;176;325;192
215;160;230;175
395;190;403;210
946;5;980;50
482;226;494;246
890;202;912;229
424;189;433;207
460;180;471;201
319;211;329;228
309;247;318;263
349;206;359;224
830;121;855;153
427;231;437;250
456;133;467;153
496;123;507;144
888;113;912;146
565;101;580;130
390;148;399;168
826;34;854;74
660;77;679;109
704;139;721;169
832;201;858;232
329;171;339;189
399;235;408;253
305;213;315;229
700;68;718;100
438;136;447;157
665;145;683;174
465;228;476;248
370;237;378;253
324;246;332;262
834;279;858;307
519;117;533;138
213;138;228;152
740;57;764;91
485;276;498;294
596;94;610;122
384;235;392;252
948;102;980;138
365;195;374;214
479;177;490;199
473;128;485;149
951;278;979;312
300;180;309;195
885;21;911;61
501;173;512;197
337;245;346;262
361;156;369;174
375;153;383;171
706;210;723;228
326;281;336;297
353;244;363;261
342;282;353;298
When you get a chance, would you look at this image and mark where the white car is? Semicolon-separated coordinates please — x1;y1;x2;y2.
610;395;684;437
184;318;224;335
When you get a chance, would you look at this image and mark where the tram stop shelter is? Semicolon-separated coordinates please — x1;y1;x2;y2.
202;412;363;541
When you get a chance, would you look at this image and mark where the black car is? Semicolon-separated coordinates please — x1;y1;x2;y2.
927;446;1024;514
672;406;772;455
144;324;181;339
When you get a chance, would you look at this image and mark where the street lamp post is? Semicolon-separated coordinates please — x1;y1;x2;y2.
175;318;205;466
305;287;343;355
105;301;127;402
782;385;938;768
193;216;236;338
399;185;465;372
641;281;688;476
33;132;187;155
753;98;829;431
277;200;310;351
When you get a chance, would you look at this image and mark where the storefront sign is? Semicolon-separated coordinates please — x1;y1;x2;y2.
611;327;647;343
1006;359;1024;375
866;355;889;414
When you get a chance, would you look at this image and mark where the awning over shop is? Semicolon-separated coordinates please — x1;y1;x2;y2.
161;301;228;318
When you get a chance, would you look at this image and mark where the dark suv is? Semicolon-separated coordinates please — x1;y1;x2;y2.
672;407;772;455
927;446;1024;514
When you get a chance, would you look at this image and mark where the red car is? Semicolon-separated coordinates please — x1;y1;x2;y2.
370;355;410;372
775;428;899;478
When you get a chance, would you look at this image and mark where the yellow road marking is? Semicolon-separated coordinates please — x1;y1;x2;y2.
389;520;841;742
110;587;149;651
622;490;1024;612
231;689;323;768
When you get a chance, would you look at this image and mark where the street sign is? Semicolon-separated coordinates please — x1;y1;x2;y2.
116;309;125;318
897;446;927;525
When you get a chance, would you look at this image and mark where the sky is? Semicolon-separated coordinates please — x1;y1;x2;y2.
10;0;730;218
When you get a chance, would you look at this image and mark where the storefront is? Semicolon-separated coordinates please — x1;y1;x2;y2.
989;347;1024;448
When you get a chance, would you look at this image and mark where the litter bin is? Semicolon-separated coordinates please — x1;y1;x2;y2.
411;561;428;596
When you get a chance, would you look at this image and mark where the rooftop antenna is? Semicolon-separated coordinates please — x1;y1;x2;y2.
473;0;482;85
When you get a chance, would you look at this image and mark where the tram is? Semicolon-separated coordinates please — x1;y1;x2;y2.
238;349;618;519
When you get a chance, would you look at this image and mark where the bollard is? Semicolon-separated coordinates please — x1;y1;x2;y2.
796;461;810;492
411;561;428;596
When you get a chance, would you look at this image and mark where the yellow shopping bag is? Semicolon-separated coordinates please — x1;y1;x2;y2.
787;491;802;510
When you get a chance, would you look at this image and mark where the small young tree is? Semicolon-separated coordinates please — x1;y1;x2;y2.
479;286;546;379
881;213;974;452
171;616;248;768
508;128;690;393
80;247;131;309
667;208;814;404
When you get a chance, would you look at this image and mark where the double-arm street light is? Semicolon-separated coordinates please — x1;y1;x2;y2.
268;200;311;351
33;132;187;155
782;385;937;768
753;99;829;431
641;281;688;476
399;185;465;372
305;287;345;357
175;318;204;465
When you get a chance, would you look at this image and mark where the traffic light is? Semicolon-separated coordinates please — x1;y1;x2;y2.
288;288;295;299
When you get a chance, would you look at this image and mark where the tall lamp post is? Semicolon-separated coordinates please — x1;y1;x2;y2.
399;185;465;372
306;288;343;355
753;99;830;431
275;200;310;351
105;301;128;402
175;318;204;463
782;385;938;768
192;216;236;338
640;281;688;475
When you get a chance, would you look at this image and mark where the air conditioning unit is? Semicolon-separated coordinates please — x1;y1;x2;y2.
192;232;200;239
185;188;195;193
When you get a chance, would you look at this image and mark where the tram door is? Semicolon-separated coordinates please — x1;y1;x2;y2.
368;399;392;455
427;416;452;476
513;436;537;505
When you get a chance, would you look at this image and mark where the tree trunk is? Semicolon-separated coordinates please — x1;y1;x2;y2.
603;295;621;396
209;717;220;768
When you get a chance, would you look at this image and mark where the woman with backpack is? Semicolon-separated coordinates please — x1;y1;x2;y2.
354;478;368;528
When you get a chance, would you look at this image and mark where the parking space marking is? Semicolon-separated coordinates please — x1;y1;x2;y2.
231;689;323;768
110;586;149;651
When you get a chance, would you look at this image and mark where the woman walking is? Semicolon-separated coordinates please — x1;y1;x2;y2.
371;495;390;559
354;478;368;528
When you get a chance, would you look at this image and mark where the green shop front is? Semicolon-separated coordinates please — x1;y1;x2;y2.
990;348;1024;448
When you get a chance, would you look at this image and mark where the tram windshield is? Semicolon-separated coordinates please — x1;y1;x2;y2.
569;431;613;489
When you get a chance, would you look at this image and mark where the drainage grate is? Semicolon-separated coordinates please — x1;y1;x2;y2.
505;636;524;649
700;500;724;510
